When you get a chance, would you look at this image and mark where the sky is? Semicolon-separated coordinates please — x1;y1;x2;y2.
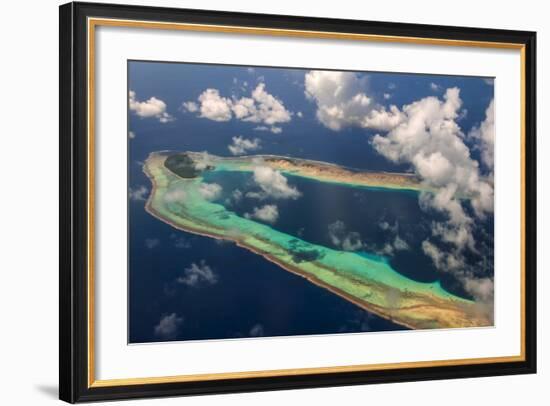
128;61;495;341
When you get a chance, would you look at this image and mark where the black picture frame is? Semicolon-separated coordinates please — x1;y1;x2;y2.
59;1;537;403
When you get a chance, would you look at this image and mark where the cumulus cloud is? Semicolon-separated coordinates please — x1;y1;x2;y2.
129;131;136;139
362;105;406;131
154;313;183;339
225;189;243;206
181;100;198;112
163;187;186;204
378;220;398;233
304;70;408;132
198;183;222;201
369;221;410;256
421;240;447;270
430;82;441;92
145;238;160;249
371;87;493;216
236;83;292;125
393;235;410;251
129;185;148;201
328;221;363;251
177;260;218;287
303;75;493;296
462;276;494;302
253;125;282;134
228;136;261;155
422;239;493;303
305;70;373;131
248;165;301;200
469;99;495;170
368;89;494;304
183;83;292;129
245;204;279;224
193;151;213;170
195;88;233;121
232;189;243;201
170;233;192;249
129;90;174;123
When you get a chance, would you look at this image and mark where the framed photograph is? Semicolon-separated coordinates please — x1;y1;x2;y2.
59;1;536;403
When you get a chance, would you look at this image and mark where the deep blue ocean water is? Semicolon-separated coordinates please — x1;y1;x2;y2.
128;61;493;343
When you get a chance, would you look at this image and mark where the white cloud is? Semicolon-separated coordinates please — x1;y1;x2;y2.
393;235;410;251
154;313;183;339
296;111;303;118
304;70;406;132
198;183;222;201
328;221;363;251
129;185;148;201
250;165;301;199
235;83;291;125
383;93;391;100
421;239;473;273
145;238;160;249
129;90;174;123
367;222;410;256
365;88;494;298
462;276;494;302
184;83;292;129
225;188;244;206
228;136;261;155
164;187;186;204
469;99;495;170
253;125;282;134
304;70;373;131
378;220;398;233
196;88;233;121
430;82;441;91
421;240;446;270
245;204;279;224
362;105;406;131
422;239;493;303
232;189;243;202
181;101;198;113
193;151;213;170
177;260;218;287
303;78;493;278
371;88;493;220
129;131;136;139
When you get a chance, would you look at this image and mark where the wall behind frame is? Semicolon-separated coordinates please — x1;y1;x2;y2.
0;0;545;405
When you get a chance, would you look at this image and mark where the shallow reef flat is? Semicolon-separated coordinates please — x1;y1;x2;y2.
205;152;426;193
143;151;492;330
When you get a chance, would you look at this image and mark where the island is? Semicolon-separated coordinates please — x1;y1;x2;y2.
143;151;492;330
